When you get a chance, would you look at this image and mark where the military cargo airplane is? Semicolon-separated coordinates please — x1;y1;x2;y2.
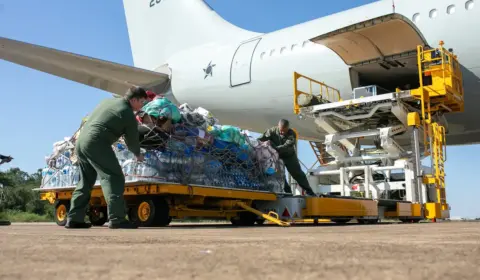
0;0;478;145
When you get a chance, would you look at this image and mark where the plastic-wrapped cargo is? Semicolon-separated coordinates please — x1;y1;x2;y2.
207;125;247;146
142;97;182;124
40;103;285;194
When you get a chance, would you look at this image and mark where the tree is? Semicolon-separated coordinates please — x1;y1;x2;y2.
0;167;52;216
0;167;30;187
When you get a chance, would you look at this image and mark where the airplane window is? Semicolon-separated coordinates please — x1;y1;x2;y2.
260;52;265;59
291;44;298;51
270;49;275;56
447;4;456;14
280;47;286;54
412;13;420;23
302;41;309;47
429;9;438;18
466;0;474;10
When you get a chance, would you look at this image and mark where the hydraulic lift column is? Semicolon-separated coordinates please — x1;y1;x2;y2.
408;112;424;206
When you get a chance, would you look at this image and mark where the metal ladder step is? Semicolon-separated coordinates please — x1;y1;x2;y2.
309;141;335;165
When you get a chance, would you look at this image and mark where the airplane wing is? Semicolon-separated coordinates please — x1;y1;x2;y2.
0;37;170;96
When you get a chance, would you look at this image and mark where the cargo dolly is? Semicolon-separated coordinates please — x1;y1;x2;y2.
35;41;462;227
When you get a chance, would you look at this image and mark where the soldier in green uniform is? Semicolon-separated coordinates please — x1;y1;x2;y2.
65;86;148;229
258;119;316;196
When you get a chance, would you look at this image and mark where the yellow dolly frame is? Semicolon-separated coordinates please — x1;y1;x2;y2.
36;183;292;227
36;182;423;227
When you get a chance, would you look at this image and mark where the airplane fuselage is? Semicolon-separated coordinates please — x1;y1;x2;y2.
2;0;478;145
167;0;480;145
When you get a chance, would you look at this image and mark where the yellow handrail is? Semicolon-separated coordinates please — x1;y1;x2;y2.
293;72;341;114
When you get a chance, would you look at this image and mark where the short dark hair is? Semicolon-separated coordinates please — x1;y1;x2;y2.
125;86;148;100
279;119;289;128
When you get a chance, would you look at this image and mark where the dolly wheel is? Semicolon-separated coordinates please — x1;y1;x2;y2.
152;198;171;227
358;218;379;224
231;211;256;226
331;218;351;224
54;201;70;226
357;219;368;224
89;207;108;226
128;197;170;227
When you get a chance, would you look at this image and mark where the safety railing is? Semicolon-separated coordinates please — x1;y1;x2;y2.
293;72;341;114
414;41;464;157
414;41;464;114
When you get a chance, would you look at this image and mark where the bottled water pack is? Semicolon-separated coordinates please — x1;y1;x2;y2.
40;114;286;194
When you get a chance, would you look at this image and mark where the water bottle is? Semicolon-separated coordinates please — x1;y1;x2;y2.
50;172;58;188
115;143;124;164
132;161;141;181
158;151;170;173
142;152;158;180
55;157;61;169
124;148;133;160
121;160;129;181
183;154;193;175
173;152;182;171
61;166;71;187
205;160;221;174
41;167;52;187
122;159;135;182
167;172;176;183
193;174;205;185
58;155;66;168
192;153;204;174
72;166;80;185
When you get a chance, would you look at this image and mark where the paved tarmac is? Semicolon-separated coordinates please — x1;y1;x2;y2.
1;222;479;280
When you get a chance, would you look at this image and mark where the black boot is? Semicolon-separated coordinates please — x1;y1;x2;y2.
305;189;317;197
108;220;138;229
65;220;92;229
283;179;293;194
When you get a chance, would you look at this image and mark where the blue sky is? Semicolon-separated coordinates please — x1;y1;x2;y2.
0;0;477;218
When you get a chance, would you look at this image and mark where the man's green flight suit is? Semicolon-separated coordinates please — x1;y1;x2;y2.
258;127;316;196
67;98;141;225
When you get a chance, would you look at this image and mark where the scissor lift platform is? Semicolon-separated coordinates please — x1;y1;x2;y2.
292;41;463;222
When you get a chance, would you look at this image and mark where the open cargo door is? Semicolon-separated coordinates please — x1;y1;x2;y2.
310;14;429;91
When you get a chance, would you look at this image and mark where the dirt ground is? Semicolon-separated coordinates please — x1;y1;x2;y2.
0;222;479;280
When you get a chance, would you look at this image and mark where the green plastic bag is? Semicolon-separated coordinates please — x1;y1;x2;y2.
208;125;246;146
142;98;181;124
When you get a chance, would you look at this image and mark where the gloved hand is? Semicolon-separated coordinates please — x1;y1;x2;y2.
261;140;271;147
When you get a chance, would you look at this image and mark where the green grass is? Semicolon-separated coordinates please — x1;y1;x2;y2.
0;210;53;222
